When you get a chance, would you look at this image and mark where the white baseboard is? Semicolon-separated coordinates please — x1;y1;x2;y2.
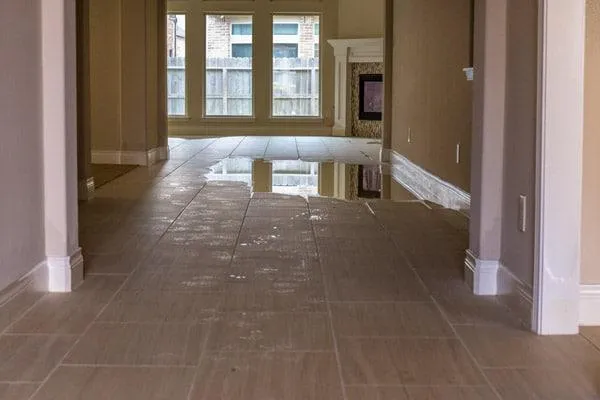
92;146;169;166
465;250;533;327
147;146;169;166
380;148;391;163
0;261;48;306
47;248;84;293
390;151;470;210
78;177;95;201
580;285;600;326
464;250;500;295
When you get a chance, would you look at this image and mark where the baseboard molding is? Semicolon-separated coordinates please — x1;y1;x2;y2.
46;248;84;293
464;250;500;295
391;151;470;210
380;148;391;163
580;285;600;326
168;124;334;137
0;261;47;306
464;250;533;328
92;146;169;166
147;146;169;166
78;177;95;201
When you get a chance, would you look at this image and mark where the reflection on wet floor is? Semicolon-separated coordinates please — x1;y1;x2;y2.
208;158;403;201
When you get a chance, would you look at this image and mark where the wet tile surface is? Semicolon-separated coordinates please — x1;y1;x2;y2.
2;137;599;399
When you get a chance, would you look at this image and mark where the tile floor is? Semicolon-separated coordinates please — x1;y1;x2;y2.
1;137;600;399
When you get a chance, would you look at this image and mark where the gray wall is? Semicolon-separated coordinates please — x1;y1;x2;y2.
501;0;538;287
0;0;46;291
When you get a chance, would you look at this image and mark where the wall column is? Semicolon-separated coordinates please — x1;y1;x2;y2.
77;0;95;200
42;0;83;292
533;0;586;335
381;0;393;161
464;0;507;295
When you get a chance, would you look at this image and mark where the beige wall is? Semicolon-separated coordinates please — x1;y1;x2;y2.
338;0;384;38
89;0;167;155
0;0;46;291
390;0;473;192
90;0;122;151
500;0;538;287
583;0;600;284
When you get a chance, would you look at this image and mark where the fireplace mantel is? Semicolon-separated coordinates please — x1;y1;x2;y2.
328;38;384;136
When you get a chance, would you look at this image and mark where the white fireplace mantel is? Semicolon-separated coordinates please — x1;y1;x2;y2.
328;38;384;136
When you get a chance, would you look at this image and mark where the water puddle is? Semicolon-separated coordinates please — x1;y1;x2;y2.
207;158;397;201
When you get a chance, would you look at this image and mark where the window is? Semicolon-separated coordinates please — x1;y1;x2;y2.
273;44;298;58
272;15;320;117
273;23;299;35
232;44;252;58
314;23;320;36
206;15;253;116
167;14;186;116
232;23;252;35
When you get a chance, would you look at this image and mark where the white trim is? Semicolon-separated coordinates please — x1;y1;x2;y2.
327;38;384;63
464;250;500;295
533;0;586;335
0;261;48;305
46;248;84;293
380;148;391;163
580;285;600;326
390;151;470;210
147;146;169;166
91;146;169;166
78;177;95;200
92;150;148;166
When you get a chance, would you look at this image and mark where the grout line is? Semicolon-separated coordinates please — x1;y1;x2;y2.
26;180;210;400
367;204;504;400
187;185;252;400
308;203;349;400
1;293;48;336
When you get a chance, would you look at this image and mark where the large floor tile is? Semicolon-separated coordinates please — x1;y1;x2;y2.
8;276;126;334
0;288;44;332
64;323;208;366
0;383;39;399
581;326;600;349
97;291;220;323
485;367;600;400
219;285;326;312
325;270;430;302
331;302;453;338
32;366;195;400
338;337;486;385
0;335;75;382
455;325;600;369
191;352;344;400
123;269;226;292
345;387;409;400
207;312;332;352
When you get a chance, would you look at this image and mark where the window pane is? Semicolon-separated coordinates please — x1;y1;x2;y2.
206;15;253;116
273;23;299;35
167;14;186;116
272;15;320;117
232;23;252;35
232;44;252;58
273;44;298;58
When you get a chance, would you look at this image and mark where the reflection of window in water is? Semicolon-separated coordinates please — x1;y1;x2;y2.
272;160;319;196
207;159;253;186
358;165;382;198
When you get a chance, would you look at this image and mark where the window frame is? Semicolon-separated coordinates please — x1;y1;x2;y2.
166;12;189;119
203;13;256;119
270;14;322;120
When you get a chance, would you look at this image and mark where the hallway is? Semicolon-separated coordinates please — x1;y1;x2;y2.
1;137;599;399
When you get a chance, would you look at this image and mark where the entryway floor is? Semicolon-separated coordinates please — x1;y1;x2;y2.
1;137;599;399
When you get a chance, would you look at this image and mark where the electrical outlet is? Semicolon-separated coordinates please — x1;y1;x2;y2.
519;195;527;232
456;143;461;164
